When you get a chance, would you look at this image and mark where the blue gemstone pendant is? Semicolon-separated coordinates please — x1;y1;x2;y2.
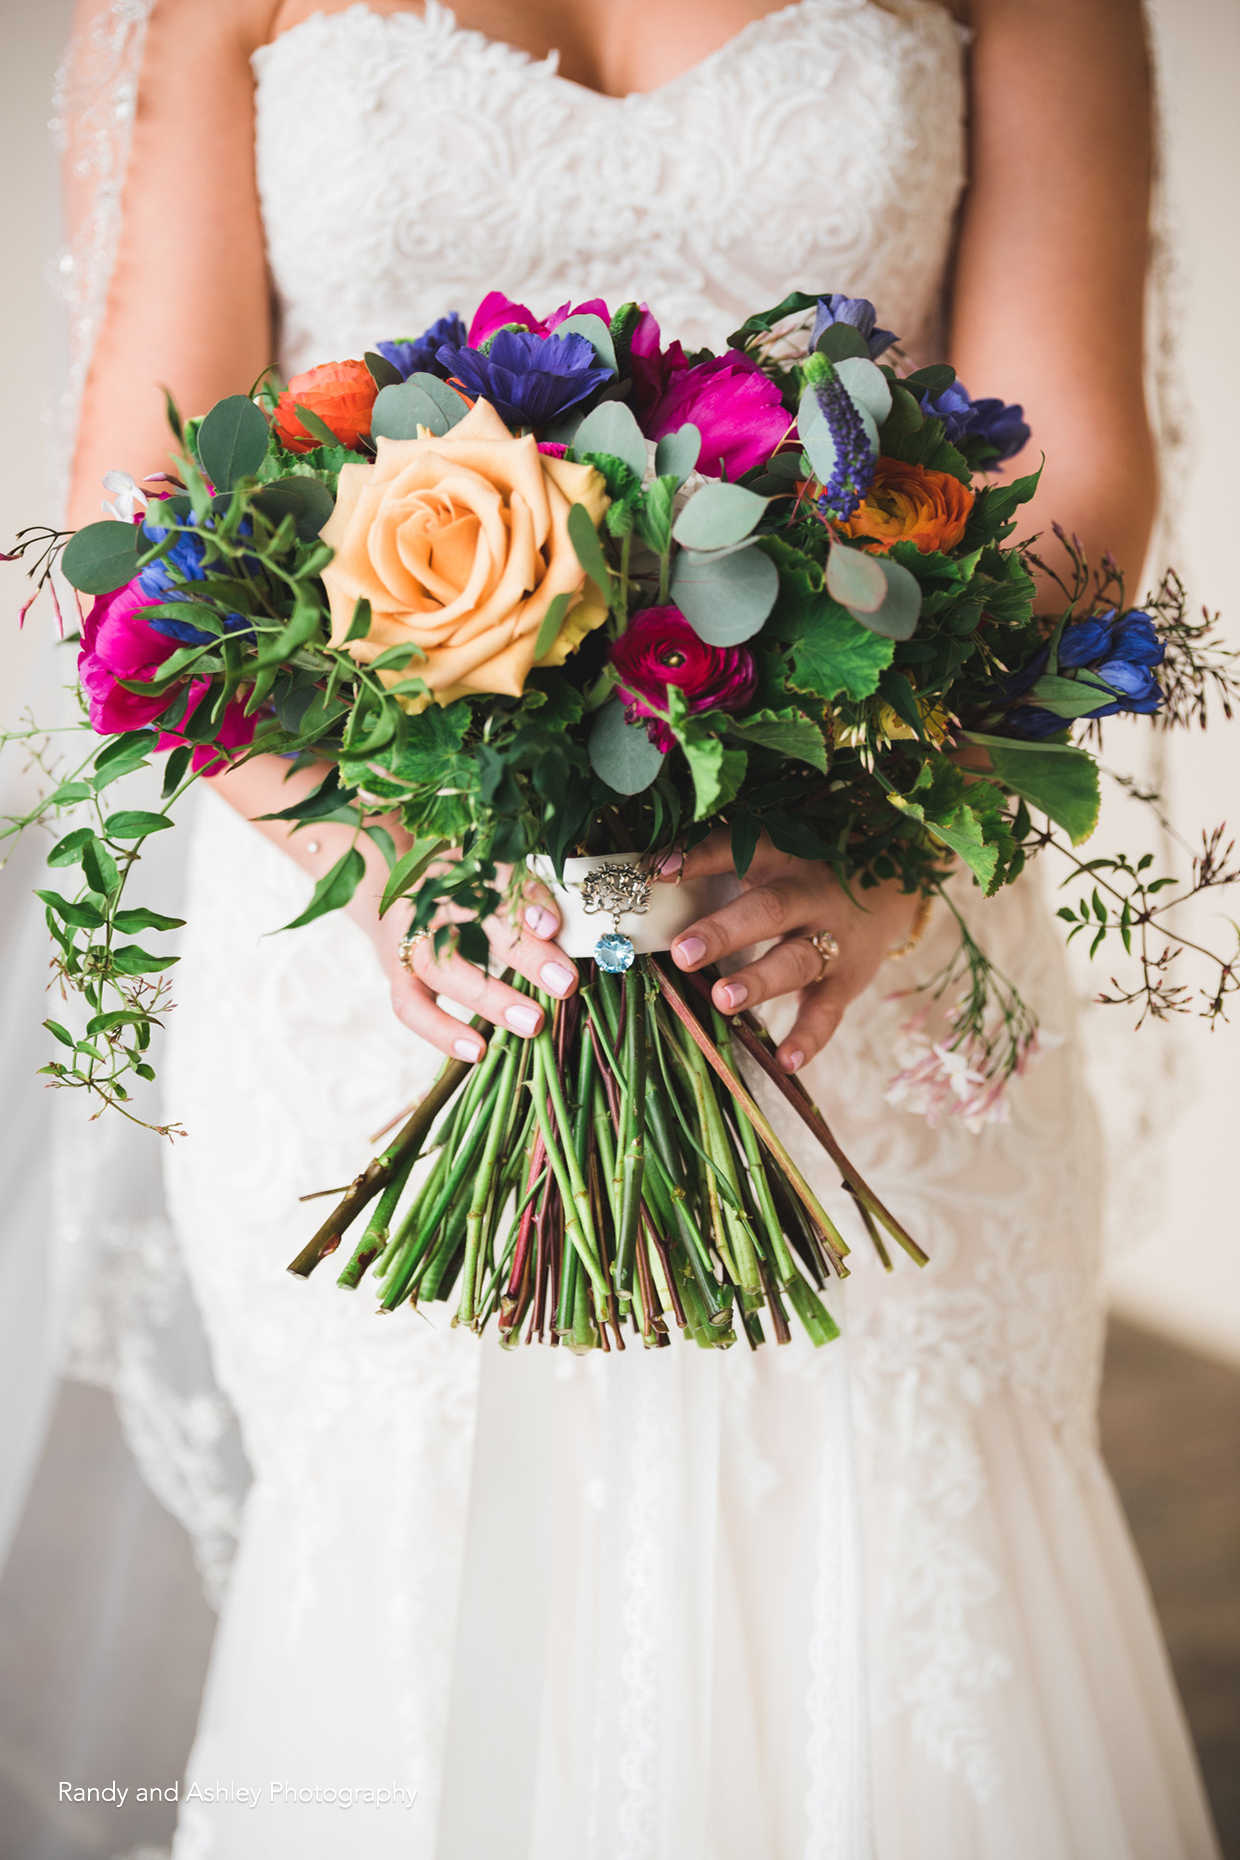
595;931;636;973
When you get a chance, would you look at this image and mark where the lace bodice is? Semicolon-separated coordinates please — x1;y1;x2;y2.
251;0;969;368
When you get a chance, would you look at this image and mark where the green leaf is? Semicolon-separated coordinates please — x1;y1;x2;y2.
726;289;820;351
344;597;373;643
728;707;828;771
977;465;1042;527
110;944;179;975
890;761;1012;893
371;372;468;439
47;828;96;868
902;363;956;396
86;1008;154;1037
670;543;779;645
975;739;1101;845
253;476;335;541
61;521;141;595
572;400;647;480
378;836;447;916
35;889;105;929
566;501;614;598
532;590;572;663
82;838;120;896
552;313;618;373
786;599;895;703
363;349;404;388
1028;671;1116;719
730;814;761;877
814;322;870;362
196;394;269;490
291;402;345;450
103;810;173;839
654;424;700;484
274;846;367;932
112;906;186;933
672;481;768;550
43;1019;76;1048
93;733;152;779
678;732;747;820
588;697;664;795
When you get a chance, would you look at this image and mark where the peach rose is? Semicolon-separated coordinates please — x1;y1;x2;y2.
318;398;610;706
836;456;974;555
274;359;378;454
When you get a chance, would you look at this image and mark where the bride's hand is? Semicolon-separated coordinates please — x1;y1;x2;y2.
366;865;579;1064
659;830;921;1075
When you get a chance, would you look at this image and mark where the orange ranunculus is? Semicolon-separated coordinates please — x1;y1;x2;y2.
837;456;974;556
273;359;378;454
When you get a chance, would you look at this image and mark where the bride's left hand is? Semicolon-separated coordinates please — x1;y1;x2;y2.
659;830;922;1075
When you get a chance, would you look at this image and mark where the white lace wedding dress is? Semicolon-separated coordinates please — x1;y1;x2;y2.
115;3;1218;1855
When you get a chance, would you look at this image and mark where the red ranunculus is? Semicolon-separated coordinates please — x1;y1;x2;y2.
610;607;757;751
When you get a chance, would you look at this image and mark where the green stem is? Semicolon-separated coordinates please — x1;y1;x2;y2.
458;1042;520;1328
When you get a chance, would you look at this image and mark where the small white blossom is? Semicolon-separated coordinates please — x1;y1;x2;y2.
100;469;147;522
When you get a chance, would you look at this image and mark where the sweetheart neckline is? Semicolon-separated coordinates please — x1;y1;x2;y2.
251;0;945;108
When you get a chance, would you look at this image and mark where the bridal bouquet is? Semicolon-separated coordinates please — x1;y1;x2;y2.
6;287;1237;1350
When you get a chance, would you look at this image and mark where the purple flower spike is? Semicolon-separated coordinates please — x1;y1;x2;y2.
809;365;876;521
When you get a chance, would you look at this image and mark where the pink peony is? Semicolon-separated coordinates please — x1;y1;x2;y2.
78;576;255;776
467;291;613;347
629;311;790;479
610;607;757;751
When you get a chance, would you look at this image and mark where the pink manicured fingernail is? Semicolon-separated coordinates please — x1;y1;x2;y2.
673;934;706;967
780;1048;805;1074
540;961;575;997
453;1037;483;1062
505;1003;542;1036
717;980;748;1011
657;850;684;880
525;905;558;938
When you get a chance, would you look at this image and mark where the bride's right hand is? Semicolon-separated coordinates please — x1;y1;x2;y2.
364;864;580;1064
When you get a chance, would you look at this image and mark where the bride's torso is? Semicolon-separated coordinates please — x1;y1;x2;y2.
249;0;971;367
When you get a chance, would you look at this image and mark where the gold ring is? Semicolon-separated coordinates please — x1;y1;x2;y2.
398;928;431;973
808;928;840;979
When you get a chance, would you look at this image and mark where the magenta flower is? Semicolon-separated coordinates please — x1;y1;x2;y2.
610;607;757;751
78;574;256;776
629;313;789;477
157;679;257;774
467;291;612;347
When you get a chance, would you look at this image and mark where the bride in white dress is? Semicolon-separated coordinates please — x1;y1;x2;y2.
59;1;1222;1855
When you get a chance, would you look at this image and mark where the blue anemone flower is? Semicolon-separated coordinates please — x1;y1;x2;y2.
1002;607;1166;737
137;512;256;644
435;328;614;430
374;312;467;381
920;382;1030;464
810;293;898;359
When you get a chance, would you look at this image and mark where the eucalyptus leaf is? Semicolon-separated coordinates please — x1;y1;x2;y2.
572;400;647;480
833;356;892;426
588;697;663;795
196;394;269;490
566;501;614;597
654;424;701;484
855;556;922;640
553;313;618;374
672;480;769;551
253;476;335;540
61;521;141;595
671;543;779;645
825;541;886;614
371;372;468;440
